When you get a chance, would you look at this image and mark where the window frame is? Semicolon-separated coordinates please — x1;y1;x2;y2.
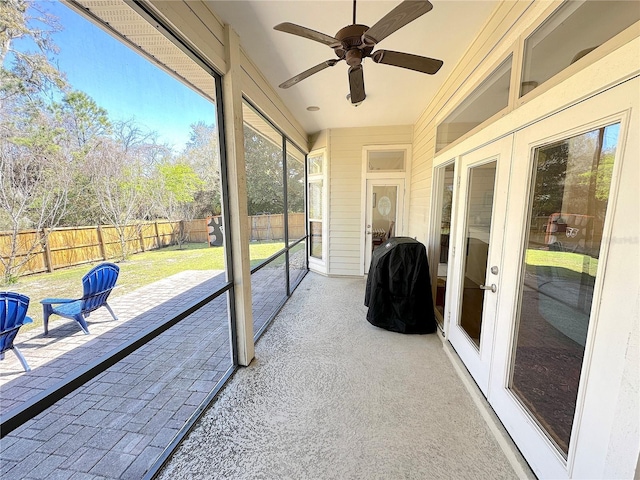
435;48;517;157
307;147;328;272
514;1;640;109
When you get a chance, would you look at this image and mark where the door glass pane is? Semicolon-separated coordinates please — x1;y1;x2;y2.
459;162;496;347
371;186;397;251
433;164;455;326
510;123;619;456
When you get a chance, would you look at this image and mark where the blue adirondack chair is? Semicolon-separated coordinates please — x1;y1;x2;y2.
1;292;33;372
41;263;120;335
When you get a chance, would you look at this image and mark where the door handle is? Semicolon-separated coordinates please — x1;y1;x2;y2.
480;284;497;293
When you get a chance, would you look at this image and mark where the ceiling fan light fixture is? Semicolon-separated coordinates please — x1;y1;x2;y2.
346;94;364;107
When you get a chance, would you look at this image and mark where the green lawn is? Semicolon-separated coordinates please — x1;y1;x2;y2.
10;241;285;331
525;249;598;278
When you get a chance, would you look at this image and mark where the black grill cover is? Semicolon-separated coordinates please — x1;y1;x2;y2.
365;237;436;334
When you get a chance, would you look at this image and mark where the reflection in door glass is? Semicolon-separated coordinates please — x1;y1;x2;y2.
459;162;496;348
510;124;619;456
371;186;397;252
433;164;455;326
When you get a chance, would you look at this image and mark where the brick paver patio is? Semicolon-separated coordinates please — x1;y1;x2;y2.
1;254;306;479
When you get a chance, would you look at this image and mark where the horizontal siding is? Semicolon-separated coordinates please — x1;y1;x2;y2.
408;0;540;244
328;126;413;276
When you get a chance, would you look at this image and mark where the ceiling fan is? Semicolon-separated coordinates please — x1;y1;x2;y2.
274;0;443;105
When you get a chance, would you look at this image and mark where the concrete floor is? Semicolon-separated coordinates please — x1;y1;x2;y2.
158;273;533;480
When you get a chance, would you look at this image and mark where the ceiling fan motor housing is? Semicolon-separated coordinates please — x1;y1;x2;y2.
334;24;374;65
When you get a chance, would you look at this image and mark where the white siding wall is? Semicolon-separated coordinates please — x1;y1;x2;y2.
327;126;413;276
408;1;543;243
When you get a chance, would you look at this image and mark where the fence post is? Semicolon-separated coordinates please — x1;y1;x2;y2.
42;228;54;272
139;224;146;252
154;221;161;248
96;225;107;260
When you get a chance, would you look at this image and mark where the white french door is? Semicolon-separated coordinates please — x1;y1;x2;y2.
489;79;639;478
364;179;404;274
447;137;512;395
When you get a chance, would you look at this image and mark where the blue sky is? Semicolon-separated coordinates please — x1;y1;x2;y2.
38;1;216;151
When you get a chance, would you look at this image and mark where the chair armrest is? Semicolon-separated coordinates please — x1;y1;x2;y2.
0;322;29;335
40;298;76;305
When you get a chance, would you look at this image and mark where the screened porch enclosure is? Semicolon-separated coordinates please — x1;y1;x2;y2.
0;1;638;479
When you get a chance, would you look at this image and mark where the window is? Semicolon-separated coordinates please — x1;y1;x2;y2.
521;1;640;97
307;150;326;263
436;55;512;152
367;150;406;172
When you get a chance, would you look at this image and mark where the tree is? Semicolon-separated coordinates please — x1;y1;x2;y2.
51;90;111;153
286;152;305;215
0;0;66;106
0;103;71;283
179;121;221;217
52;91;111;226
89;137;152;261
243;126;284;215
152;162;204;249
0;0;70;284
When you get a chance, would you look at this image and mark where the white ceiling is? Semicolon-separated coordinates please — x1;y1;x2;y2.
208;0;498;133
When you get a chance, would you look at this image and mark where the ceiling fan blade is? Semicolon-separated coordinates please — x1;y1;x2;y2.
371;50;443;74
274;22;341;48
362;0;433;46
348;65;366;104
279;59;340;89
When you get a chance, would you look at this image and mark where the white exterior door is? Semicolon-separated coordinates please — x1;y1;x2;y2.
447;137;512;395
364;179;404;274
489;79;639;478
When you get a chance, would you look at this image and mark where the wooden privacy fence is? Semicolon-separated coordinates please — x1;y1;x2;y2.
1;214;305;277
248;213;305;242
0;220;206;277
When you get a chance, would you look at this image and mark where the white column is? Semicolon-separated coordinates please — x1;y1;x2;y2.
222;24;254;366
